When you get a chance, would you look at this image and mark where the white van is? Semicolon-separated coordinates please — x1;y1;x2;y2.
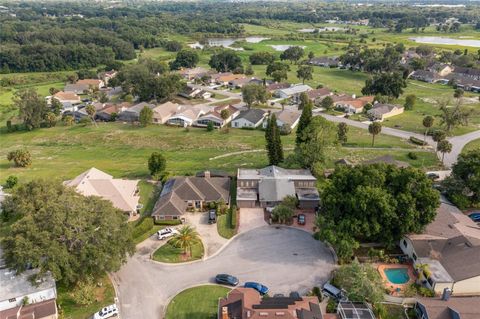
157;227;179;240
93;304;118;319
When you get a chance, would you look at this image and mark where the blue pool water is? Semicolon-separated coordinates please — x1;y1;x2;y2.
384;268;410;284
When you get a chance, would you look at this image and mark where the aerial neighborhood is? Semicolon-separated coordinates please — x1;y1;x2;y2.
1;2;480;319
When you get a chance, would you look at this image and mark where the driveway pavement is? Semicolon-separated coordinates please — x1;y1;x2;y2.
183;212;228;257
238;208;267;233
441;130;480;168
113;226;336;319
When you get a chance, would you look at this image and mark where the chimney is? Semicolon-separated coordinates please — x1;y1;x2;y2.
222;306;229;319
204;170;211;178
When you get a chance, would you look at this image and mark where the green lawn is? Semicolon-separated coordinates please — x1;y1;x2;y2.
463;138;480;153
57;276;115;319
217;214;236;239
0;122;441;184
165;285;231;319
152;239;204;263
137;180;159;216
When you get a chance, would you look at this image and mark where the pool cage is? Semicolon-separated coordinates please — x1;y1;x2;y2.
337;302;376;319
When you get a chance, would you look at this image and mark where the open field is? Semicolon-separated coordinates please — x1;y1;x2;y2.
165;285;230;319
0;123;441;184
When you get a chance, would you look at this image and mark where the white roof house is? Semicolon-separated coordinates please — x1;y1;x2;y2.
152;102;183;124
275;84;312;99
64;168;140;219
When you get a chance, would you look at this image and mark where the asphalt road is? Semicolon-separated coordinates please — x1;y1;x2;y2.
112;226;336;319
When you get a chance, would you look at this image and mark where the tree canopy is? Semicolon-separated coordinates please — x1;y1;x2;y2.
169;50;199;70
361;72;406;98
1;180;134;285
208;50;242;72
317;164;439;261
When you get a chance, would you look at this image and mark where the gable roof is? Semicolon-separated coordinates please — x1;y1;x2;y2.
417;297;480;319
126;102;156;114
53;91;81;101
274;110;301;126
277;84;312;96
368;103;403;116
151;176;230;217
267;83;290;92
306;88;331;100
64;167;140;213
234;109;267;124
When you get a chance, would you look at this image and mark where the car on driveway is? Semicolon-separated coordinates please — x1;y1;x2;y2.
208;210;217;224
93;304;118;319
297;214;306;225
157;227;179;240
244;282;269;295
469;212;480;222
215;274;239;286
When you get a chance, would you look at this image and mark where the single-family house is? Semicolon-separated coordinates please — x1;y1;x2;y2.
152;102;183;124
49;91;82;113
414;296;480;319
263;110;301;130
334;95;375;114
266;82;290;93
99;70;117;86
179;87;212;100
337;302;376;319
64;79;104;94
452;66;480;81
410;70;445;83
452;76;480;93
193;105;240;128
231;109;267;128
367;103;404;121
308;56;339;68
428;63;454;77
228;77;253;88
400;202;480;296
275;84;313;101
306;87;332;104
166;105;209;127
118;102;156;122
151;171;230;221
64;167;140;220
216;74;246;86
237;166;320;209
96;102;131;122
218;288;324;319
178;67;210;81
0;249;57;316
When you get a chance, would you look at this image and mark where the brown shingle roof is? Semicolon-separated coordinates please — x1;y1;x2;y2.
417;297;480;319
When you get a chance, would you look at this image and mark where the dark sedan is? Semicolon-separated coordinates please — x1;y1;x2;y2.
215;274;239;286
244;282;269;295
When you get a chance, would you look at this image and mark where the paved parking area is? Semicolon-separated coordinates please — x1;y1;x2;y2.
113;226;336;319
238;208;267;233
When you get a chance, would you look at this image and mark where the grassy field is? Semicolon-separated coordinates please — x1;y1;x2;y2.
165;285;230;319
463;139;480;153
152;239;204;263
0;123;441;184
57;276;115;319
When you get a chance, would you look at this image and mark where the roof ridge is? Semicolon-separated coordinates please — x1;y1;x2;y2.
184;178;206;200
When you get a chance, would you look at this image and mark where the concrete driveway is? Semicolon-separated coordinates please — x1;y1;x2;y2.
183;212;228;257
238;208;267;233
112;226;336;319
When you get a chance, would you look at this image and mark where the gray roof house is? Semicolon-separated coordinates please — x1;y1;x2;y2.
367;103;404;121
414;296;480;319
400;202;480;296
262;110;302;130
151;171;230;220
118;102;156;122
231;109;267;128
237;166;319;209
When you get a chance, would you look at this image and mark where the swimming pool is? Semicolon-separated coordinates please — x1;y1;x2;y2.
384;268;410;284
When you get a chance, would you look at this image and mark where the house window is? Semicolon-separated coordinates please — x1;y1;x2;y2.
9;298;16;303
173;216;178;220
403;239;407;248
412;253;417;261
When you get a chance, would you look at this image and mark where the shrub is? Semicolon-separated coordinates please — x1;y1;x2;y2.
7;149;32;167
207;122;214;131
419;287;435;297
4;176;18;189
228;205;237;229
312;286;322;302
70;276;96;306
132;218;154;239
408;152;418;160
154;219;182;226
326;298;337;313
409;136;427;146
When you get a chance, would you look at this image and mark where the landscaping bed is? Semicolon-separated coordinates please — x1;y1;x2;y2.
165;285;231;319
152;238;204;263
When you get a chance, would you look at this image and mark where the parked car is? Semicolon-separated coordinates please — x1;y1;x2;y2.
322;283;347;301
93;304;118;319
427;172;440;180
469;212;480;222
215;274;239;286
208;210;217;224
289;291;301;299
297;214;306;225
157;227;179;240
244;282;269;295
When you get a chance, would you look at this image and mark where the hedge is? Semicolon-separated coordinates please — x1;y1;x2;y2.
154;219;182;226
132;217;154;239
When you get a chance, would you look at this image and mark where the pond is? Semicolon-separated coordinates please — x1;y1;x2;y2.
269;45;307;52
188;37;270;50
410;36;480;48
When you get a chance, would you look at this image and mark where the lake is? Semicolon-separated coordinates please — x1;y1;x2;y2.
269;45;307;52
410;37;480;48
188;37;270;50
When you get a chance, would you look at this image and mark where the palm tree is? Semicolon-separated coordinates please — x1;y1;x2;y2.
368;122;382;147
422;116;434;143
437;140;452;165
171;225;200;257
